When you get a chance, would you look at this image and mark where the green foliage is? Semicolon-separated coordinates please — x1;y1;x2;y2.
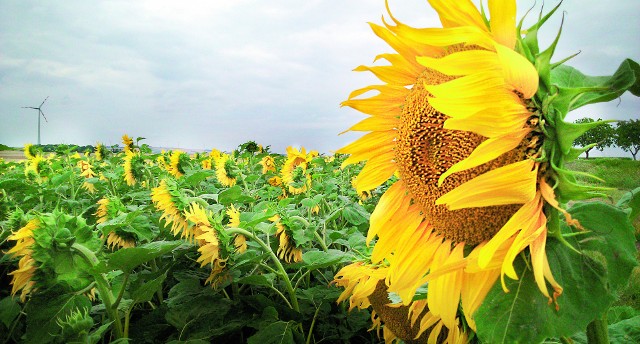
0;140;380;343
616;119;640;160
476;202;637;343
573;117;615;159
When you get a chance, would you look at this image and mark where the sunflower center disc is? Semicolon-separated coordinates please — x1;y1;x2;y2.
396;67;525;245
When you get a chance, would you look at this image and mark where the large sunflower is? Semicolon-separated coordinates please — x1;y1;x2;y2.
333;0;629;340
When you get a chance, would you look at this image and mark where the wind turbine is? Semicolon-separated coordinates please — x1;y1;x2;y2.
22;96;49;145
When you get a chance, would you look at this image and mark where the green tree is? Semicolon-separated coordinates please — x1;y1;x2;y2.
615;119;640;160
573;117;615;159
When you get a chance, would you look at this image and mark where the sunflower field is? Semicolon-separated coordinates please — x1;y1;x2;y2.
1;139;386;343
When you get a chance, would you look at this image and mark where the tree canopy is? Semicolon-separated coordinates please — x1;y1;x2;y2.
573;117;615;159
616;119;640;160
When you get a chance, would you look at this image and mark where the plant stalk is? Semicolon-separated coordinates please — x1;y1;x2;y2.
586;315;609;344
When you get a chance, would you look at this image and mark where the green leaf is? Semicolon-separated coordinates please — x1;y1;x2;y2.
247;321;295;344
131;272;167;304
551;59;640;115
237;273;276;287
616;186;640;222
476;202;637;343
24;292;91;344
567;202;638;290
570;315;640;344
0;296;20;328
302;249;352;269
185;170;215;187
341;204;369;226
475;237;614;343
218;185;255;205
107;240;182;272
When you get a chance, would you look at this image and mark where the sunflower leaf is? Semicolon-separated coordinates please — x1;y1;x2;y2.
616;186;640;222
476;238;612;343
107;240;183;273
550;59;640;116
567;202;638;290
476;202;637;343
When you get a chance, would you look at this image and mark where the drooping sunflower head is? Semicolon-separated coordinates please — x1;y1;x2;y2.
215;153;238;187
281;147;315;195
259;155;277;174
168;150;189;178
123;151;145;186
24;143;39;160
184;203;228;283
24;154;47;183
6;218;41;301
269;214;302;263
94;142;108;161
151;179;193;240
332;0;634;339
121;134;134;153
225;204;247;253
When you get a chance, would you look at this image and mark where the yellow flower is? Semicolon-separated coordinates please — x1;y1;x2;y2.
226;205;246;253
151;179;193;241
268;176;282;187
209;148;221;160
7;219;41;301
215;153;237;187
24;143;37;160
184;203;227;285
122;134;134;153
269;214;302;263
123;151;144;186
95;197;110;224
201;158;212;170
95;142;107;161
105;231;136;249
334;0;577;337
168;150;187;178
281;147;315;195
78;160;97;193
259;155;276;174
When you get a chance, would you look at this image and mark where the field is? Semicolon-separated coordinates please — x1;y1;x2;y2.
1;143;638;343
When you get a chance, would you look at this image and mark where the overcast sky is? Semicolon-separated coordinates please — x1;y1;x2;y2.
1;0;638;155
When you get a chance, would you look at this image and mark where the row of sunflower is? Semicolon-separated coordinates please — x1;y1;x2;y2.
0;136;384;343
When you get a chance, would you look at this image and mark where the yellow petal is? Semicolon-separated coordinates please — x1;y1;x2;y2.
424;70;506;99
368;180;408;243
438;127;531;186
342;115;398;133
488;0;517;48
436;159;537;210
461;267;500;331
354;63;416;86
427;89;521;119
392;25;495;51
442;107;529;137
338;131;395;168
427;0;487;30
417;50;499;76
354;151;396;192
495;43;539;98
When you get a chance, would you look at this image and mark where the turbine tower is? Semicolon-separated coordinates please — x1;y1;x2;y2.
22;97;49;145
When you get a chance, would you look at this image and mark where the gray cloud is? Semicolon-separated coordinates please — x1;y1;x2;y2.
1;0;638;154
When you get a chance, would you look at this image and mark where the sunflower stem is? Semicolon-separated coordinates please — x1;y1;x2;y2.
586;314;609;344
226;227;300;313
71;242;124;339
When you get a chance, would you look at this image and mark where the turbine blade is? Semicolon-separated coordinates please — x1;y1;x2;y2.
39;96;49;108
40;110;48;122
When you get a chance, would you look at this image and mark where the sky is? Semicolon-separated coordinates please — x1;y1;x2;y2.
1;0;639;155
